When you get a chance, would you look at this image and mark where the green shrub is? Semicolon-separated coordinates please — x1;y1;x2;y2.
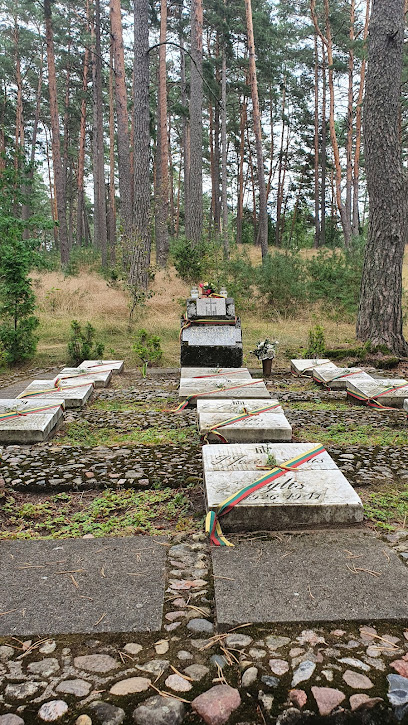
306;246;364;318
256;250;307;316
305;324;326;357
67;320;104;365
133;329;162;376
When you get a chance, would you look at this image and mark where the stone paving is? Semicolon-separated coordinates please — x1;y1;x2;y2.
2;366;408;722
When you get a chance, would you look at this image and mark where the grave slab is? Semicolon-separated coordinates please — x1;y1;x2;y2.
0;398;65;443
212;531;408;625
18;380;94;408
197;398;284;414
199;411;292;443
80;360;124;374
346;378;408;407
203;442;363;530
0;536;167;635
312;366;373;390
180;367;251;380
291;359;335;377
180;319;243;368
179;378;270;404
56;367;112;388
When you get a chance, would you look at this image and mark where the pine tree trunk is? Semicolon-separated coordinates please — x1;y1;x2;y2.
109;40;117;263
345;0;355;241
110;0;133;251
185;0;203;244
179;26;189;228
356;0;408;355
245;0;268;258
91;0;108;262
313;32;320;248
154;0;169;267
44;0;69;266
77;5;89;247
352;0;370;238
236;97;246;245
275;79;286;247
130;0;151;289
221;36;229;259
213;37;221;235
320;40;327;246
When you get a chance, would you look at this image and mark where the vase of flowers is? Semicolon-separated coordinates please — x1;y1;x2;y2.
250;339;278;377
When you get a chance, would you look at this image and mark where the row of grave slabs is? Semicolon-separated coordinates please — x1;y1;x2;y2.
178;354;408;626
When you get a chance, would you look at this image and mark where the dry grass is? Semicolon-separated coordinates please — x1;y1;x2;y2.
24;245;408;369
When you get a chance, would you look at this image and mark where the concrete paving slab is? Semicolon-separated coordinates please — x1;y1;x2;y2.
18;380;94;409
312;366;373;390
80;360;124;374
199;411;292;443
0;398;65;443
179;378;270;404
0;536;167;635
180;367;251;380
212;531;408;625
203;443;363;530
291;359;335;376
56;367;112;388
197;399;284;414
346;378;408;407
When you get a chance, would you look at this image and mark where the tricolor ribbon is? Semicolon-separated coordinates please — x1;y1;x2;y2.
203;403;282;444
347;382;408;410
313;370;363;386
205;444;326;546
292;361;330;378
170;379;266;412
0;403;64;421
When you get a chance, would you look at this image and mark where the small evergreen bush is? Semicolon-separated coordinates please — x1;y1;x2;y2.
67;320;105;366
306;246;364;318
133;329;162;376
305;324;326;357
256;250;307;316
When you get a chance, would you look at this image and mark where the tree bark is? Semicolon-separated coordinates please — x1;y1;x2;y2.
130;0;151;289
110;0;133;249
154;0;169;267
236;97;246;245
352;0;370;238
356;0;408;355
77;1;90;246
345;0;355;241
313;32;320;248
44;0;69;265
245;0;268;258
108;39;117;262
221;31;229;259
91;0;108;263
320;40;327;246
185;0;203;244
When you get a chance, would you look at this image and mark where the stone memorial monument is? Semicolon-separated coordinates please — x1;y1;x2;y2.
180;294;243;368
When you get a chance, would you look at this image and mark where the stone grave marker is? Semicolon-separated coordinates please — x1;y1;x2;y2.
18;380;94;408
180;296;243;367
180;367;251;380
203;442;363;531
80;359;125;374
196;398;284;414
312;366;373;390
0;398;65;443
179;377;270;404
346;378;408;407
56;367;112;388
198;399;292;442
291;359;335;376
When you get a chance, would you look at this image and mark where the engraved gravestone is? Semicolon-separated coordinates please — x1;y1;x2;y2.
312;366;373;390
203;442;363;531
0;398;65;443
180;296;243;367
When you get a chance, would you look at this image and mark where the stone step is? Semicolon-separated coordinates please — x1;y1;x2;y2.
0;399;65;443
18;380;94;409
212;530;408;625
80;360;124;374
203;442;363;532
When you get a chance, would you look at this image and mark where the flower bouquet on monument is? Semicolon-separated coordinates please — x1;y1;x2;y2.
250;338;279;377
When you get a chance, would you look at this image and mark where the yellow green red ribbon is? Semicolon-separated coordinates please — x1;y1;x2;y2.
0;403;64;421
18;381;95;398
205;444;326;546
347;382;408;410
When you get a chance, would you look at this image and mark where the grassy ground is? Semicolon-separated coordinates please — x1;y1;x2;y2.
26;245;362;371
